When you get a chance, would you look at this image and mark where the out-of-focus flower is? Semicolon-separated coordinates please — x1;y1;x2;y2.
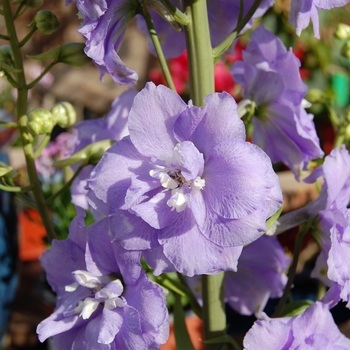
87;82;282;276
68;0;140;85
289;0;350;39
232;25;323;176
70;89;137;209
37;208;169;349
243;301;350;349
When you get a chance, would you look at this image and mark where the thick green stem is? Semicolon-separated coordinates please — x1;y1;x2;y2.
184;0;214;106
183;1;225;349
143;6;176;91
3;0;56;242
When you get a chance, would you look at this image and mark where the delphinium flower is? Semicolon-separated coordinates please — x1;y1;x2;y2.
243;301;350;349
232;25;324;176
138;0;274;59
37;207;169;349
225;235;290;316
67;0;141;84
70;89;137;209
87;82;282;276
289;0;350;39
306;146;350;307
186;234;290;316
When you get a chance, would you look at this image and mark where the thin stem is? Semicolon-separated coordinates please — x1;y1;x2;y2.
13;3;26;20
212;0;262;58
0;183;33;192
0;121;18;128
273;222;313;317
26;62;56;89
0;33;9;40
19;26;37;47
142;6;176;91
3;71;20;88
159;0;190;25
3;0;56;242
46;164;84;206
34;134;51;159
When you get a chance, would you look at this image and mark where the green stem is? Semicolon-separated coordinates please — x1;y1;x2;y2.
273;222;312;317
183;1;224;348
142;6;176;91
212;0;262;58
0;33;9;40
3;0;56;243
46;164;84;206
19;26;37;47
13;3;26;20
34;134;51;159
0;121;18;128
26;62;56;89
159;0;190;25
0;183;33;192
184;0;214;106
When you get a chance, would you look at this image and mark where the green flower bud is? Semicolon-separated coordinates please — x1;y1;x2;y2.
0;45;14;66
27;108;54;135
306;89;327;104
335;24;350;40
341;41;350;59
57;43;90;67
34;10;60;35
51;102;77;128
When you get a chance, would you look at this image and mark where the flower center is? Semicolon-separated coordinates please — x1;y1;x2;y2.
64;270;126;320
149;142;205;212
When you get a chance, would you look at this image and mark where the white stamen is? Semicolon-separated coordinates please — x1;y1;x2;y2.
65;282;79;292
167;189;187;212
191;176;205;191
79;298;100;320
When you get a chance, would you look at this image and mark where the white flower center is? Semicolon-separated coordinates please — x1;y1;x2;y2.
149;143;205;212
64;270;125;320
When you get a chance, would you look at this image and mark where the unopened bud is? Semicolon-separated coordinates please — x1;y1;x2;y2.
0;45;14;66
28;108;54;135
57;43;90;67
335;24;350;40
341;41;350;59
34;10;60;35
51;102;77;128
306;89;326;104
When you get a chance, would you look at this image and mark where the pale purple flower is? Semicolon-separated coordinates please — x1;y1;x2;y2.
87;82;282;276
37;207;169;349
138;0;274;59
289;0;350;38
243;301;350;349
70;0;140;85
225;235;290;316
70;89;137;209
232;25;323;176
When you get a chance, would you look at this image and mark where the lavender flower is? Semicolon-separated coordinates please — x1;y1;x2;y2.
225;235;290;316
289;0;350;38
232;25;323;176
87;82;282;276
308;146;350;306
243;301;350;349
37;207;169;349
138;0;274;59
68;0;140;85
70;89;136;209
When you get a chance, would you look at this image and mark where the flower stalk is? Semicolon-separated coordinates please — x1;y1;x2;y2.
183;1;225;348
2;0;56;242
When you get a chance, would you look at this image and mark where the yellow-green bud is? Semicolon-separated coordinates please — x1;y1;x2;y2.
51;102;77;128
34;10;60;35
306;89;326;104
57;43;90;67
0;45;14;66
335;24;350;40
28;108;54;135
345;123;350;141
341;42;350;59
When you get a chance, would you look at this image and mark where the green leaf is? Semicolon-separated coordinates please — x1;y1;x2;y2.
280;299;314;317
173;294;195;350
203;335;242;350
0;162;13;176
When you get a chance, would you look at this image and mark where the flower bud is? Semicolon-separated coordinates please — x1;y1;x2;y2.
306;89;326;104
34;10;60;35
335;24;350;40
57;43;90;67
28;108;54;135
341;41;350;59
51;102;77;128
0;45;14;66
